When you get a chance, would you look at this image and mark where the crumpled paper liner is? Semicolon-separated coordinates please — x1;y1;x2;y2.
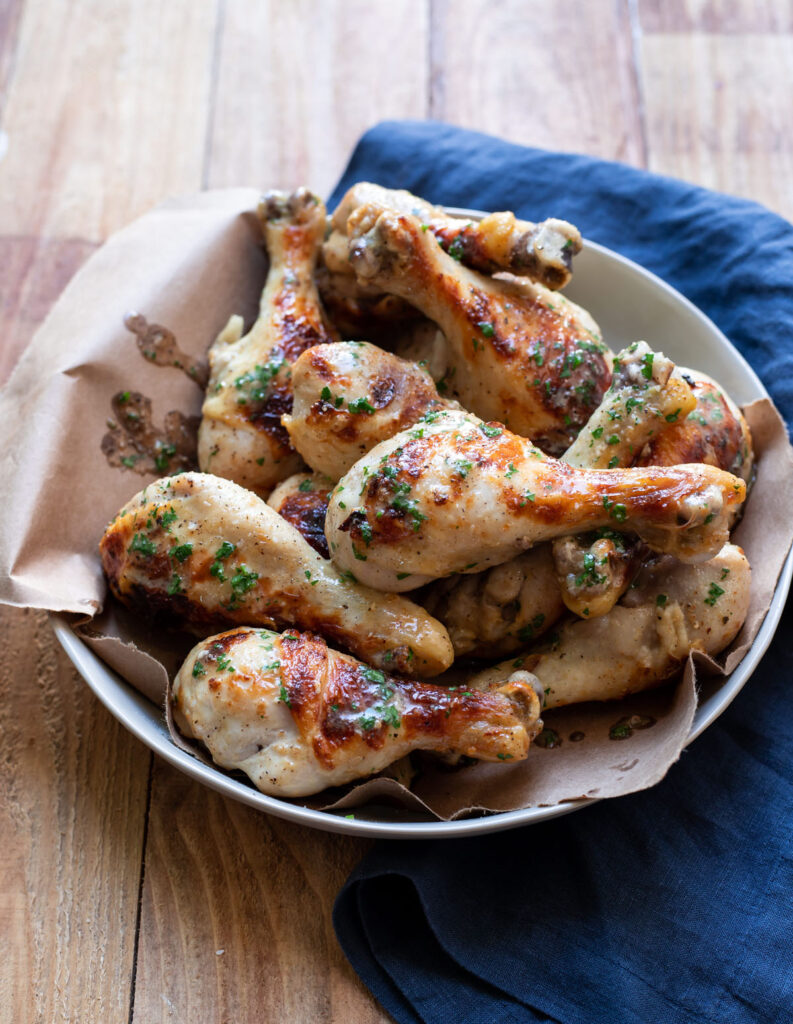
1;190;792;822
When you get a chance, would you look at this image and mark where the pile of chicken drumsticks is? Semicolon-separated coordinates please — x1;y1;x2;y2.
100;184;752;797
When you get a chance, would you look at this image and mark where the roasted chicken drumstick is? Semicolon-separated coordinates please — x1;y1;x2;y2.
470;543;751;709
325;408;746;591
198;188;338;495
327;182;582;290
345;203;610;453
172;626;542;797
99;472;453;676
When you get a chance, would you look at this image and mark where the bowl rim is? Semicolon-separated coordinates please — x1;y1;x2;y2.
53;217;792;839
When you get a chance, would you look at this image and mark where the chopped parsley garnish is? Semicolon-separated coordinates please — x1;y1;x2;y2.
363;668;386;684
518;613;545;642
298;478;313;492
348;397;376;415
381;705;401;729
656;594;668;607
230;566;259;595
478;321;495;337
704;583;725;606
216;541;235;559
447;237;464;261
129;532;157;556
191;661;206;678
479;423;502;438
121;455;138;468
641;352;654;379
665;408;681;423
505;463;517;478
278;684;292;708
167;574;183;596
591;426;604;439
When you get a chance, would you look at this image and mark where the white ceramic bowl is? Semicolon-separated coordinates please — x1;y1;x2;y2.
53;211;793;839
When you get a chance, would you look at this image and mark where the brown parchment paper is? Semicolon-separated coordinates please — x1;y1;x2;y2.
2;189;792;822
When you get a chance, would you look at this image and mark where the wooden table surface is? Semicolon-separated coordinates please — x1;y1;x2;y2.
1;2;792;1021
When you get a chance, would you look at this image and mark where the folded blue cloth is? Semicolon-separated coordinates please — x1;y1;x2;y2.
330;122;793;1024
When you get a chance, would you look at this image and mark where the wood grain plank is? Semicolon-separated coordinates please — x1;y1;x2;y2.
639;31;793;218
431;0;646;165
0;608;151;1024
132;762;388;1023
206;0;430;197
637;0;793;33
0;0;218;241
0;236;97;384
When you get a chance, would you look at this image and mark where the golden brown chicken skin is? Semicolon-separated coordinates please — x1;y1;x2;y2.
267;471;334;558
639;369;753;483
284;341;456;480
329;182;582;290
325;409;746;591
471;543;751;709
172;626;542;796
198;188;338;495
345;204;611;453
99;472;453;676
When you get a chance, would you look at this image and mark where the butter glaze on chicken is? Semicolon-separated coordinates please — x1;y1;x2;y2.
99;472;453;676
172;627;542;796
198;188;338;495
325;408;746;591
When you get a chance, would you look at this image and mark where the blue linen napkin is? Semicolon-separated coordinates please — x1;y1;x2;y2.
329;122;793;1024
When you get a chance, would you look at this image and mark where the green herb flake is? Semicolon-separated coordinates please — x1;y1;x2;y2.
278;684;292;708
479;423;502;438
348;397;376;415
704;583;725;606
641;352;654;380
216;541;236;559
230;566;259;595
191;661;205;678
298;478;313;492
478;321;495;337
656;594;668;607
129;532;157;556
610;503;628;523
167;574;183;596
665;408;681;423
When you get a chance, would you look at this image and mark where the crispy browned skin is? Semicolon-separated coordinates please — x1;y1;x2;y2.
198;188;338;495
325;409;746;591
639;370;753;483
284;341;455;479
267;471;334;558
329;182;582;290
99;472;453;676
172;626;542;796
554;363;754;619
345;204;611;453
